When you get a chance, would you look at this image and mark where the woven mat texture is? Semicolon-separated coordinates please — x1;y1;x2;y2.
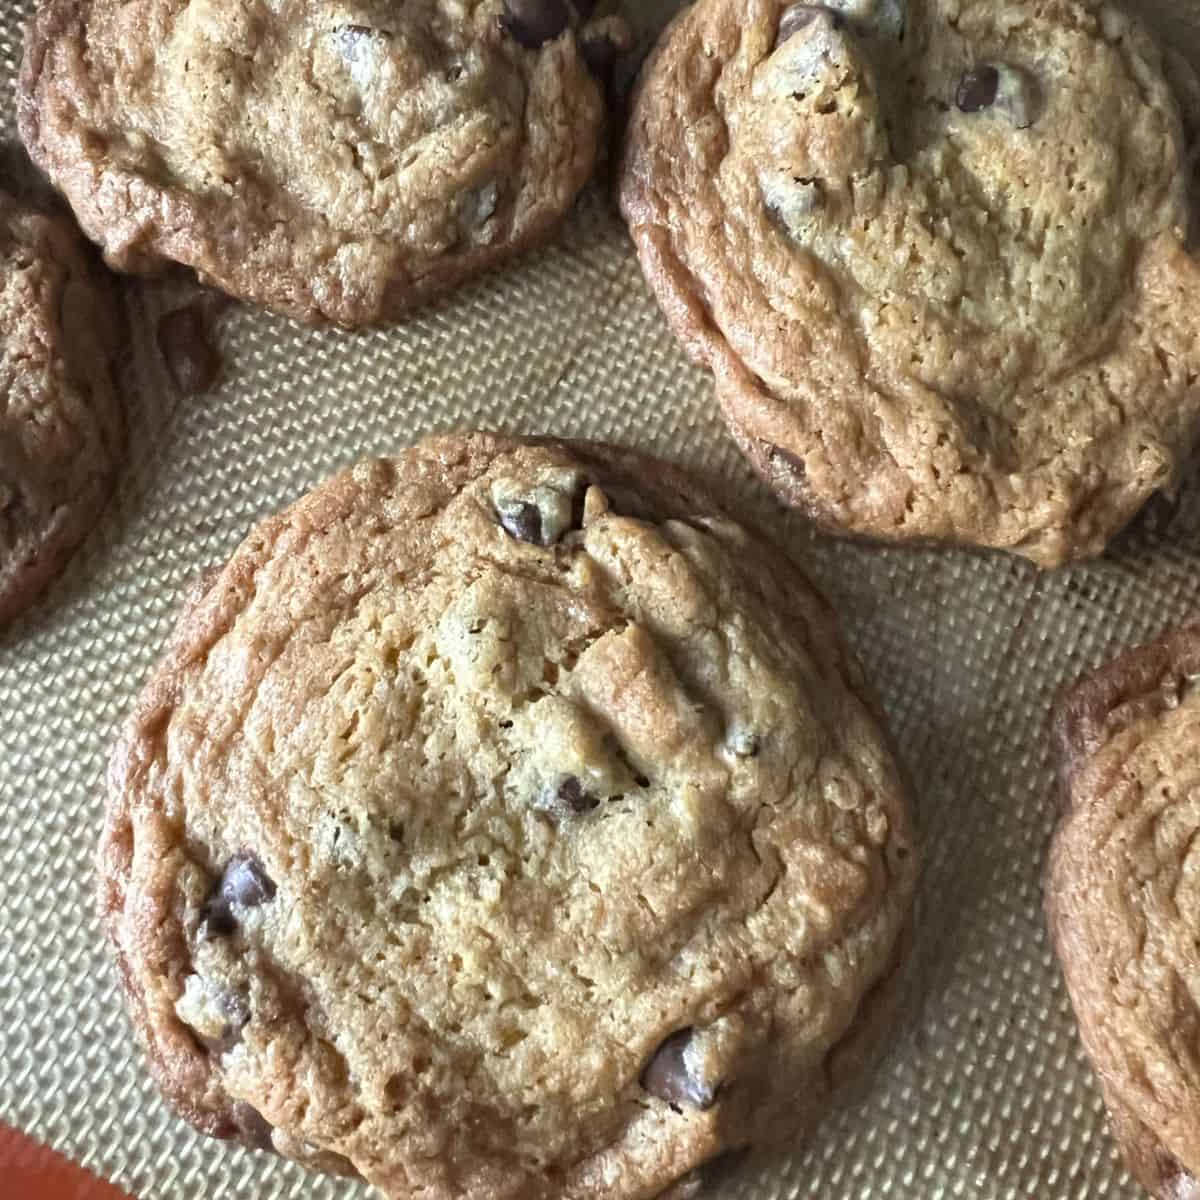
3;2;1200;1196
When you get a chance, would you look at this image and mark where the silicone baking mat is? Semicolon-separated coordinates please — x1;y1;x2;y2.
3;2;1199;1196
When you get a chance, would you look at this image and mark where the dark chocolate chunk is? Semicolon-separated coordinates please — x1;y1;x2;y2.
1163;1158;1200;1200
231;1101;275;1152
659;1170;705;1199
157;303;223;395
663;1149;751;1196
956;65;1000;113
497;500;545;546
220;855;277;909
580;31;620;80
766;443;807;480
331;23;391;56
501;0;570;48
776;4;842;46
956;63;1037;127
200;897;237;939
193;989;251;1054
535;775;600;820
640;1028;718;1110
728;730;760;759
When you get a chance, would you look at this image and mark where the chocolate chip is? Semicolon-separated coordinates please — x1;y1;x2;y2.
956;65;999;113
765;443;808;482
640;1028;718;1110
729;730;760;759
197;992;251;1054
662;1149;750;1196
200;897;237;939
535;775;599;820
1164;1159;1200;1200
776;4;842;45
658;1172;705;1200
231;1102;274;1152
157;303;223;395
580;31;620;80
331;23;390;53
497;500;545;546
501;0;570;48
220;855;277;908
956;62;1037;128
464;181;499;227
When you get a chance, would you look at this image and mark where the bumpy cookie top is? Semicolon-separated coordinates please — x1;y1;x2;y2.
0;192;123;629
1047;628;1200;1199
621;0;1200;566
101;433;917;1200
19;1;620;327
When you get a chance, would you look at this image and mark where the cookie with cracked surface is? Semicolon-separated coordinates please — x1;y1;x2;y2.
101;432;918;1199
620;0;1200;567
19;1;628;328
1046;626;1200;1199
0;190;124;630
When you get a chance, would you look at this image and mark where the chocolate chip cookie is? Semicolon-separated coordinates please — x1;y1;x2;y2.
19;2;626;328
0;190;123;630
101;432;918;1199
620;0;1200;566
1046;626;1200;1198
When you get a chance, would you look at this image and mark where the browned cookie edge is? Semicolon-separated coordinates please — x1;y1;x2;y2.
1045;624;1200;1199
0;193;126;630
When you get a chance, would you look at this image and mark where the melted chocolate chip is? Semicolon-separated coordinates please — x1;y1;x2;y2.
231;1101;275;1152
331;23;390;55
1165;1162;1200;1200
157;302;224;395
580;30;620;80
956;65;1000;113
764;443;809;485
498;500;545;546
200;897;237;939
664;1149;750;1196
195;991;251;1054
536;775;600;820
776;4;842;45
501;0;570;48
729;730;761;759
640;1028;718;1110
220;855;277;908
659;1172;705;1200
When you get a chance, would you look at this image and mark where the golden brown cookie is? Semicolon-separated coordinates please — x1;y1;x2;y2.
620;0;1200;566
101;432;918;1199
19;1;626;328
1047;626;1200;1199
0;190;124;630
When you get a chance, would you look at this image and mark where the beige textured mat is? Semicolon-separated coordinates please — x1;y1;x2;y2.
3;2;1200;1197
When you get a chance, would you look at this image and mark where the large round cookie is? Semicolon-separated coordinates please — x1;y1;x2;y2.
1046;627;1200;1199
0;191;123;630
19;1;624;328
101;432;918;1199
620;0;1200;567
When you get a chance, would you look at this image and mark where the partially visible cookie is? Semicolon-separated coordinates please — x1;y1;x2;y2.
1046;627;1200;1198
621;0;1200;566
101;432;918;1199
0;190;124;630
19;1;627;328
